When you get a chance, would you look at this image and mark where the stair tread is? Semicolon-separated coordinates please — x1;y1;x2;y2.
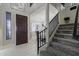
60;23;79;26
51;42;79;53
54;37;79;44
59;26;74;28
55;33;72;36
58;29;79;31
60;23;74;26
57;30;73;32
47;47;70;56
58;26;74;29
40;51;54;56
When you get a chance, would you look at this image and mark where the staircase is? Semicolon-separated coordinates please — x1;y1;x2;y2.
40;23;79;56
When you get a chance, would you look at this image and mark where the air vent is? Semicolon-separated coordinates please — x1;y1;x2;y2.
30;3;33;7
70;6;77;10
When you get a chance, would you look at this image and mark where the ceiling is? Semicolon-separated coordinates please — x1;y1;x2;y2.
51;3;65;11
0;3;79;15
51;3;79;11
10;3;45;15
10;3;65;14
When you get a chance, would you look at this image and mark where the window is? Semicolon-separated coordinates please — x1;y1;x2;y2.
6;12;11;40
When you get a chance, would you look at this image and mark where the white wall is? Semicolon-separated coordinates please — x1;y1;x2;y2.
30;4;58;32
0;3;30;49
0;3;58;49
30;5;46;32
49;4;58;22
30;4;58;48
59;5;77;24
0;5;3;49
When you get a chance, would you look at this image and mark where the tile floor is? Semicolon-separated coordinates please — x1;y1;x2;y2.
0;36;37;56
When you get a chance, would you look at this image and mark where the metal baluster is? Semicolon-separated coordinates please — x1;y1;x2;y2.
43;31;44;44
42;31;44;44
39;33;40;47
40;32;41;47
41;32;43;46
41;32;42;47
44;30;46;44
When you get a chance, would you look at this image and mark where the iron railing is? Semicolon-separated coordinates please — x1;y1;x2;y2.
36;28;47;54
49;13;59;36
36;13;59;54
73;5;79;39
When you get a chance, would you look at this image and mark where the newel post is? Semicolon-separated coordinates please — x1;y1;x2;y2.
36;31;39;55
46;3;49;45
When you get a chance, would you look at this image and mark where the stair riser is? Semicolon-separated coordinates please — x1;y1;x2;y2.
60;24;79;27
59;26;74;29
57;31;73;34
58;27;79;31
54;34;72;39
60;24;74;26
58;26;73;28
59;25;74;28
51;44;79;56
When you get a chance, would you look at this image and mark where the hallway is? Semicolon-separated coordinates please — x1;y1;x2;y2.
0;38;37;56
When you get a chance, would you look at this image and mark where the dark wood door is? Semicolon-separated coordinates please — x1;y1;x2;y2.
16;14;28;45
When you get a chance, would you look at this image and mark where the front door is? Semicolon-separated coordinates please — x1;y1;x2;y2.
16;14;28;45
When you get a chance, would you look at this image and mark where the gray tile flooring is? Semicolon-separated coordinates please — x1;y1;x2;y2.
0;38;37;56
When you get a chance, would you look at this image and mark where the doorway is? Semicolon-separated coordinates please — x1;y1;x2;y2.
16;14;28;45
